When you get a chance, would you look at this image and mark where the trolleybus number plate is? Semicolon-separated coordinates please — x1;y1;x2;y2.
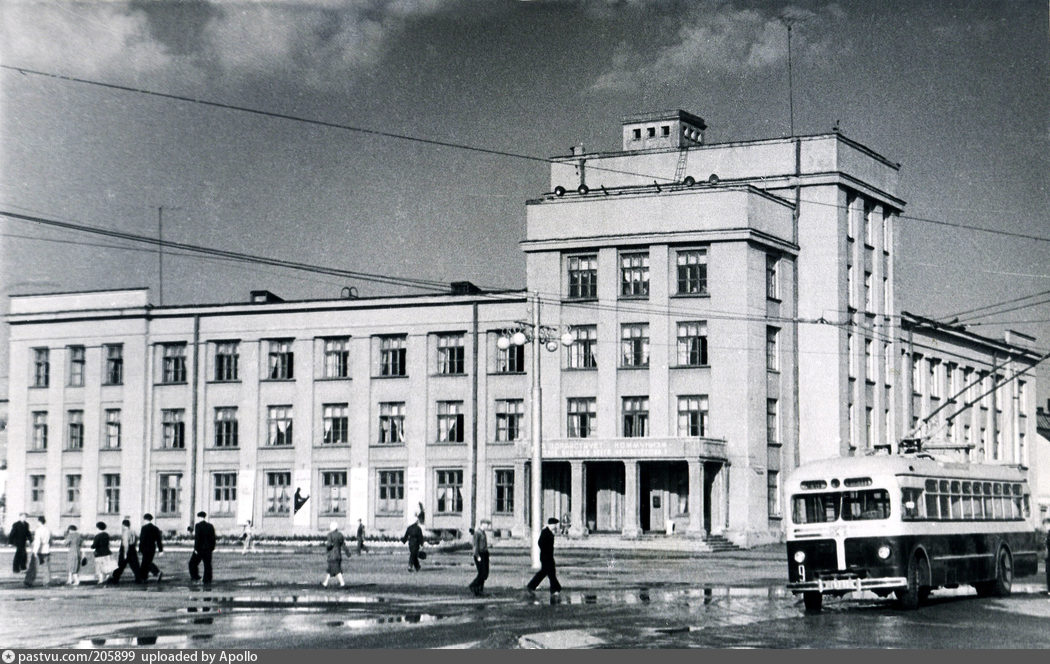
820;579;858;591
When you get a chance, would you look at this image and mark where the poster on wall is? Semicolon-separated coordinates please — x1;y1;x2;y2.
292;467;312;529
236;469;255;526
405;466;425;525
349;466;368;526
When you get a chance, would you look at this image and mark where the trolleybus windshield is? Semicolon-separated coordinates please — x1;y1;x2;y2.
791;489;891;524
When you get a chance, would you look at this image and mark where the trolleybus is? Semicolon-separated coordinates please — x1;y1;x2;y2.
785;454;1039;611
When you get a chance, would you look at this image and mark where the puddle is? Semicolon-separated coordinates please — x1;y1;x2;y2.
77;634;214;648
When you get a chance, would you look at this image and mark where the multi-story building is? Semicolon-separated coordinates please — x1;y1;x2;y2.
5;111;1042;546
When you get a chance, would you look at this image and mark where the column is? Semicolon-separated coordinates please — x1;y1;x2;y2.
514;460;528;537
687;460;705;536
569;460;584;537
623;460;640;537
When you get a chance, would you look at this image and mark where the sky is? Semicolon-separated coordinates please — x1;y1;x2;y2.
1;0;1048;401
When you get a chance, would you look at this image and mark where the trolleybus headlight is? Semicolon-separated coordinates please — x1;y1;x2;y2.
793;550;806;563
877;545;891;560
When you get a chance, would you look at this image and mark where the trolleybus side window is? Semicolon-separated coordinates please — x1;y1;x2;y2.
842;489;890;520
950;481;962;519
982;482;993;517
792;494;839;524
901;488;923;520
924;479;938;518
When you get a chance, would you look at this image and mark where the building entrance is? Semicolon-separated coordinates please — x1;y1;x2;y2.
639;461;689;533
584;462;624;533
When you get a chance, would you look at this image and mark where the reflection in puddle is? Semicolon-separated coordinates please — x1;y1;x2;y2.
78;634;214;648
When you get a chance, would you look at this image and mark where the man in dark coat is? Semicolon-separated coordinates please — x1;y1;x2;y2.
138;513;164;583
109;518;141;584
526;517;562;595
469;520;490;596
401;519;424;572
8;513;31;573
188;511;216;584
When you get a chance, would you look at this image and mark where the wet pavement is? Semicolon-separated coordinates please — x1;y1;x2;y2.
1;546;1047;649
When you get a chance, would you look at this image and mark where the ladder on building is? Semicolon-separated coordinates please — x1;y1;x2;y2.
673;147;689;183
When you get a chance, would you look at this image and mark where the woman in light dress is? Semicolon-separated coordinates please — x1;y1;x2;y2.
65;524;84;585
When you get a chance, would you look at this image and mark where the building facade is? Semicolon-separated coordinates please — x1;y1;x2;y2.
5;111;1042;546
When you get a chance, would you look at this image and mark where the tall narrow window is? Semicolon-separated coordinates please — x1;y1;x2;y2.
64;474;81;515
212;473;237;515
103;409;122;449
31;411;48;450
214;407;239;448
621;323;649;367
323;338;350;378
32;348;49;388
161;409;186;449
215;341;240;381
102;473;120;514
767;471;781;517
321;471;348;514
766;255;779;300
767;399;778;446
567;325;597;369
847;333;855;378
864;201;874;246
379;402;405;443
567;255;598;299
676;321;708;366
495;340;524;373
265;471;291;514
864;338;874;380
622;396;649;437
161;343;187;383
676;249;708;295
567;397;596;438
322;403;349;445
29;475;45;513
158;473;182;516
267;406;293;446
437;401;465;443
495;399;524;442
378;470;404;514
436;334;465;375
620;252;650;297
766;327;779;372
267;340;294;380
66;410;84;450
864;272;873;312
436;469;464;514
494;469;514;515
68;346;85;387
104;344;123;385
379;336;407;377
677;395;709;437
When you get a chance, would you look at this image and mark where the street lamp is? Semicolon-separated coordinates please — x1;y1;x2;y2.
497;292;574;568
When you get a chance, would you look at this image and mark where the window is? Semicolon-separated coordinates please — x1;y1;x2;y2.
214;407;238;448
846;193;857;241
494;469;514;515
767;399;778;446
322;403;349;445
676;249;708;295
267;406;293;446
847;263;856;310
495;340;524;373
863;202;874;246
766;327;779;372
882;211;892;252
158;473;182;516
676;321;708;366
379;402;405;444
884;343;892;386
212;473;237;515
766;255;779;300
161;409;186;449
863;272;873;311
865;407;874;447
632;128;641;140
104;344;123;385
864;338;874;380
567;255;598;299
768;471;781;518
102;473;120;514
436;469;464;514
161;343;187;383
620;252;649;297
495;399;524;442
68;346;85;387
64;474;81;515
215;341;239;381
928;359;941;399
101;409;121;449
621;323;649;367
883;276;890;310
567;397;596;438
323;338;350;378
647;126;656;138
911;354;923;394
66;410;84;450
321;471;348;514
847;333;855;378
661;125;670;136
436;334;465;375
267;340;294;380
678;395;709;437
379;336;407;377
29;475;45;513
567;325;597;369
622;396;649;437
32;348;49;387
437;401;465;443
31;411;48;450
378;470;404;514
1018;381;1027;416
265;471;292;514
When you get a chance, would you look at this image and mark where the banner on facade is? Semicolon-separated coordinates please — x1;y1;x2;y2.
236;469;255;526
405;466;424;525
349;466;368;526
292;468;311;528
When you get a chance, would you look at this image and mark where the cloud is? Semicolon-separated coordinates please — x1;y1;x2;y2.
590;2;840;92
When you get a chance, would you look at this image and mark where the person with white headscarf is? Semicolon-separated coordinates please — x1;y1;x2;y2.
322;521;351;588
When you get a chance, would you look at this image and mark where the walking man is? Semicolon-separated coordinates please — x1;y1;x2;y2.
28;516;52;586
241;520;255;555
8;512;31;574
138;513;164;583
469;520;490;596
188;511;216;584
322;522;352;587
110;518;141;584
526;517;562;596
356;519;367;555
401;518;424;572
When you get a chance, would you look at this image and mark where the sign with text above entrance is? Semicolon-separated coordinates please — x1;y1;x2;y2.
534;437;727;461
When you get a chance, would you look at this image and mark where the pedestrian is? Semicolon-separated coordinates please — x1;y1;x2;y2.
469;519;490;596
322;522;352;587
27;516;52;587
401;518;424;572
8;512;31;574
91;522;114;584
526;517;562;596
356;519;367;555
138;513;164;583
415;502;426;525
240;520;255;555
188;511;216;584
110;517;141;584
65;524;83;586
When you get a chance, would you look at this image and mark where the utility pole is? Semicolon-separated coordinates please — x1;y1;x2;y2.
158;206;164;306
786;21;796;137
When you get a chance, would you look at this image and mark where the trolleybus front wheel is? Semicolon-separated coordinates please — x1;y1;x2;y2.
896;554;929;610
802;591;823;613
